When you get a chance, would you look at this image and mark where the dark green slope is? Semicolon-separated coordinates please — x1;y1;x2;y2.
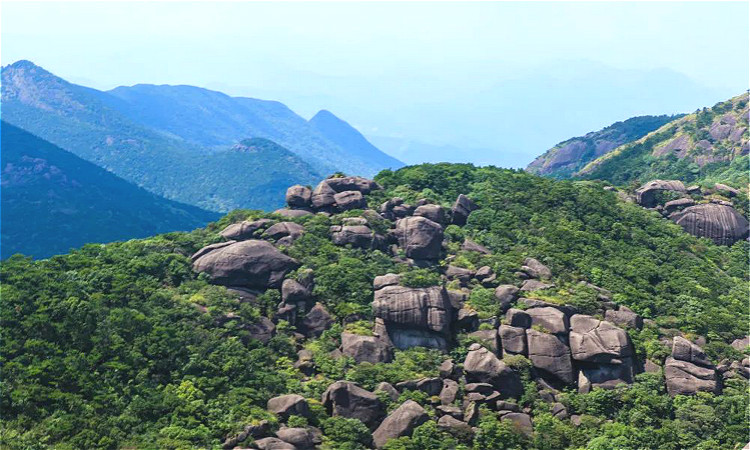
0;122;220;259
1;164;747;450
527;115;681;178
0;61;321;211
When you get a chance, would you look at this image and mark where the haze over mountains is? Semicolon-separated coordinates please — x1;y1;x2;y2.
0;60;402;212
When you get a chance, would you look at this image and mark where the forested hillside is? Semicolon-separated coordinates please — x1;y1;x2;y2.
527;115;680;178
579;95;749;187
0;122;219;259
2;164;747;450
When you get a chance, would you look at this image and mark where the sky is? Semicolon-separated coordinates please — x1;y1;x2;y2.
2;1;748;167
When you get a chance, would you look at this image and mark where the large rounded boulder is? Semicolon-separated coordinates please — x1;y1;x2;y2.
192;240;299;288
394;216;444;260
670;203;749;246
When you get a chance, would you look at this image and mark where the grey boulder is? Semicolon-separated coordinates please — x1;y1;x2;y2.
341;332;393;364
670;203;749;246
286;185;312;208
569;315;632;363
394;216;444;260
451;194;478;226
322;381;385;429
527;329;575;385
372;400;429;449
192;240;299;288
463;344;523;398
267;394;310;421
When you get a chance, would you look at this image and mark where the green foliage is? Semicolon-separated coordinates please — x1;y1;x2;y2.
399;268;442;288
320;416;373;450
473;411;526;450
383;421;461;450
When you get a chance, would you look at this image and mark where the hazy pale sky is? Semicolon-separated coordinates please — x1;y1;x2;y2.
2;1;748;166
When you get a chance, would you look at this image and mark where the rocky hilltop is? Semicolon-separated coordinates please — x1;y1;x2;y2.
186;174;747;449
527;115;679;178
2;164;747;450
579;94;749;186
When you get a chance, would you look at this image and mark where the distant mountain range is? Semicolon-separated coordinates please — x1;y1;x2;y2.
526;115;682;178
0;121;219;259
1;60;402;212
579;94;748;186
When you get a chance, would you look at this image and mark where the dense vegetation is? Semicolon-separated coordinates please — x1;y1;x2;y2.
0;121;219;259
527;115;681;178
579;95;749;187
1;164;748;449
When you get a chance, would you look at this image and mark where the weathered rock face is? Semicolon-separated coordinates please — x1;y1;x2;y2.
275;427;318;450
578;361;634;393
671;336;712;367
414;204;447;225
664;197;695;214
520;257;552;279
340;332;393;364
330;224;383;250
569;315;632;363
670;203;749;246
731;336;750;351
451;194;478;226
325;176;381;194
446;265;475;285
311;180;338;209
286;185;312;208
501;412;534;437
394;216;444;260
301;303;334;337
375;382;400;402
264;222;305;241
463;344;523;398
373;283;452;350
635;180;686;207
253;436;297;450
192;240;299;288
333;190;366;211
274;208;314;218
267;394;310;421
372;400;429;449
604;308;643;330
282;278;312;305
526;307;569;335
437;415;474;437
526;329;575;385
322;381;385;429
494;285;520;313
462;239;491;254
499;325;528;356
246;317;276;344
220;219;273;241
440;378;460;405
665;357;719;396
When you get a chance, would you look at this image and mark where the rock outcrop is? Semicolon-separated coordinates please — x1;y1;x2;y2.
635;180;686;207
463;344;523;398
192;240;299;288
372;400;429;449
394;216;444;260
373;281;453;350
322;381;385;429
670;203;749;246
340;332;393;364
267;394;311;421
527;329;575;385
664;337;719;396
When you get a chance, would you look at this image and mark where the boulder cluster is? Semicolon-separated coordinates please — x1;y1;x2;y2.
632;179;748;245
189;174;748;450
